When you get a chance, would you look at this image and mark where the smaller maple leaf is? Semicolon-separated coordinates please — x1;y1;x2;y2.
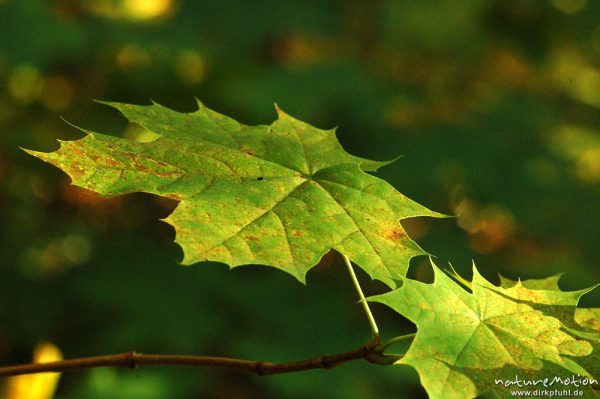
369;261;598;399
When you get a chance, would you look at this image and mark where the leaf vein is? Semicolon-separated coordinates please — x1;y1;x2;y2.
198;179;310;258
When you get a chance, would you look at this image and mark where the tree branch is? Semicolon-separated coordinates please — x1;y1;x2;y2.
0;343;400;378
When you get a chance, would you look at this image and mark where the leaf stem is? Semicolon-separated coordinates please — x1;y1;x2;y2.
375;333;416;353
342;254;380;342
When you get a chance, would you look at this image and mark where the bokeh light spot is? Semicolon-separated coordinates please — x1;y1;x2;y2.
552;0;587;14
41;75;75;111
19;233;92;278
455;200;515;254
116;44;150;69
85;0;174;21
123;0;173;20
548;124;600;184
8;65;44;103
60;234;92;265
3;342;62;399
550;48;600;107
174;50;207;84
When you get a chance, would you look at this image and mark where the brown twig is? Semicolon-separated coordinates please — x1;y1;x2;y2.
0;342;400;378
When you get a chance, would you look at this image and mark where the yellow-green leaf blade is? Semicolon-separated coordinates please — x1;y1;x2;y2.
25;101;441;284
370;263;598;399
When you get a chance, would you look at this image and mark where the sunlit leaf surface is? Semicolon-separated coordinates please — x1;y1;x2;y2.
26;101;440;285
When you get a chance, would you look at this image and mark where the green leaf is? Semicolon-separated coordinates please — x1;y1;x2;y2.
369;262;598;399
24;100;441;285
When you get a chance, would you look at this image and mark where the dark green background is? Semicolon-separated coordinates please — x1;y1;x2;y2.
1;0;599;398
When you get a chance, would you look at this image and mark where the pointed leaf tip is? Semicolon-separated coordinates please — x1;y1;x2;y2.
274;102;288;119
194;96;205;109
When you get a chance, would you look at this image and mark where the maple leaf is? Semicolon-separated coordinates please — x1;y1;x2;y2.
25;100;441;285
369;262;598;399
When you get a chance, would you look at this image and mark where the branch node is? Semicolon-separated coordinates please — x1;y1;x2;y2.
255;361;269;376
125;351;137;369
319;356;334;369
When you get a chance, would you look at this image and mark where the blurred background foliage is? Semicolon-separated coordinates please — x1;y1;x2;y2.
1;0;599;398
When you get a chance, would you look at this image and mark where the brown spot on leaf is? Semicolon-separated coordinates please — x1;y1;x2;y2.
68;165;86;180
89;154;122;169
67;144;85;157
243;148;254;155
154;169;182;178
246;235;259;241
104;157;121;168
119;152;182;178
386;229;406;241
